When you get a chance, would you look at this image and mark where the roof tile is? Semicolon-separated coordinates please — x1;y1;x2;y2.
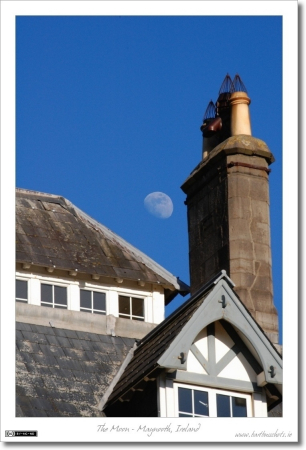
16;315;135;417
21;331;49;345
16;322;33;332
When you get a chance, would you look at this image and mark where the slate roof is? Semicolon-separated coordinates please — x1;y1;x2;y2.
16;321;135;417
16;188;189;301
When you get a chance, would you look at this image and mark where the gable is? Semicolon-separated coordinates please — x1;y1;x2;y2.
157;279;282;386
101;273;282;414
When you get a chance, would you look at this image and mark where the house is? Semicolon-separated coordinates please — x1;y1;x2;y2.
101;271;282;417
15;188;188;417
16;74;282;418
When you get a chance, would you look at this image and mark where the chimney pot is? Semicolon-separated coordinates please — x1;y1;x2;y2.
229;91;252;136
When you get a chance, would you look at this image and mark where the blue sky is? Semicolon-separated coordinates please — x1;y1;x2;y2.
16;15;283;341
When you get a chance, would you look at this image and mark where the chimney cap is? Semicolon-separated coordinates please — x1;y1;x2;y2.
231;74;248;94
217;73;248;96
202;100;216;122
218;74;233;95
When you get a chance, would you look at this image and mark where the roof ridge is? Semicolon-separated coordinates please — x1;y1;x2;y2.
16;187;61;198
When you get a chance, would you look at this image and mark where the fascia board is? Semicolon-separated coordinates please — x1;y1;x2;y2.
157;280;282;385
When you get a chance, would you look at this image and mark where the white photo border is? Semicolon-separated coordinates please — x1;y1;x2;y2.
0;0;298;444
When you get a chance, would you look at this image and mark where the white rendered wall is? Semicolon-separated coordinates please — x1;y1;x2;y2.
15;270;165;324
69;284;79;311
157;374;167;417
30;278;40;306
214;321;235;362
108;289;119;317
253;391;268;417
186;350;208;374
193;328;208;360
152;289;165;323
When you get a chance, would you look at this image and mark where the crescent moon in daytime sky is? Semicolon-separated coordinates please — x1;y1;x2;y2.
144;192;174;219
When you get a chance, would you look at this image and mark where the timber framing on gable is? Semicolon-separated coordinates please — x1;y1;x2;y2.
189;321;262;378
157;278;282;386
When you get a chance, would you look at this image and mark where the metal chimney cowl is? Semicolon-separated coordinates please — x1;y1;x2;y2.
201;74;252;159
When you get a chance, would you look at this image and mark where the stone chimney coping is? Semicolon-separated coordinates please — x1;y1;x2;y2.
181;135;275;193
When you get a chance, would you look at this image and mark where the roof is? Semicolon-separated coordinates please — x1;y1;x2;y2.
103;271;282;410
16;321;135;417
103;277;216;406
16;188;189;301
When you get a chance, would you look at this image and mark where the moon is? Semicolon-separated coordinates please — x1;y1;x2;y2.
144;192;173;219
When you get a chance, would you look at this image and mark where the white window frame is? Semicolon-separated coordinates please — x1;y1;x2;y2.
79;287;107;315
15;277;29;303
15;272;158;324
118;294;145;321
174;383;253;418
40;281;68;309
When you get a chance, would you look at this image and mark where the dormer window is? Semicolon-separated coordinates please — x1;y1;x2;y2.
41;283;67;309
16;279;28;303
80;289;106;315
119;295;144;321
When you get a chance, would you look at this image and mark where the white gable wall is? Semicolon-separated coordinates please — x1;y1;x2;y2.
158;320;268;417
192;328;208;359
214;321;234;362
186;352;208;375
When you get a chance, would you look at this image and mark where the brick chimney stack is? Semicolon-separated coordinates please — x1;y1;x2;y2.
181;75;279;344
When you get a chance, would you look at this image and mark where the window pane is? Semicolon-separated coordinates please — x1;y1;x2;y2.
232;397;247;417
41;303;53;308
178;388;192;414
41;284;52;303
16;280;27;300
119;296;130;315
194;390;209;416
93;291;106;311
80;290;91;309
54;286;67;305
217;394;231;417
80;308;92;313
132;297;144;317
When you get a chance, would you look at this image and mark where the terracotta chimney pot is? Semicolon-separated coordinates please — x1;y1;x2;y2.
229;91;252;136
